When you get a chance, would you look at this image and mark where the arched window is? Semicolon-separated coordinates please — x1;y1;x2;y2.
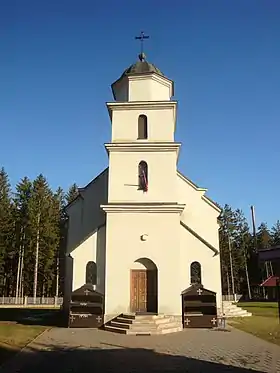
190;261;202;284
138;161;148;191
138;115;148;139
85;261;97;285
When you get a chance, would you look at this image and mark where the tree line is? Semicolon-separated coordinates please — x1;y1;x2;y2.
0;167;78;298
0;167;279;299
219;204;280;298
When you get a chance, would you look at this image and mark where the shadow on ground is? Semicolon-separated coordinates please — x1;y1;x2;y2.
0;342;265;373
0;308;66;327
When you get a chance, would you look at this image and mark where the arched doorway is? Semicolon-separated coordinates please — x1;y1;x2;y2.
130;258;158;314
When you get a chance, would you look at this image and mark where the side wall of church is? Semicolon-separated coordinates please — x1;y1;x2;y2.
66;169;108;293
66;169;108;254
104;211;182;319
71;224;106;293
177;174;220;253
177;174;222;308
179;226;222;309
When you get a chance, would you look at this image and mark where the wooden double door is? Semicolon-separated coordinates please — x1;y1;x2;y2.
130;269;157;313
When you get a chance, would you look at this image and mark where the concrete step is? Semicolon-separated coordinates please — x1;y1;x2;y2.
228;310;247;315
222;301;252;318
223;306;242;311
120;313;136;320
129;321;180;331
104;325;128;334
114;317;134;324
224;309;251;313
127;326;183;336
158;322;181;330
110;321;131;329
130;324;158;332
130;314;166;320
104;314;182;335
160;326;182;335
223;309;252;317
224;306;249;312
132;317;173;325
226;312;252;318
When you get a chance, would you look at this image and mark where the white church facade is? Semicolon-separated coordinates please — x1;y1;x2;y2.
64;52;222;323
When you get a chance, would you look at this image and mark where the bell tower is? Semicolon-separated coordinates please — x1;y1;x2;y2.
104;37;182;205
101;36;185;318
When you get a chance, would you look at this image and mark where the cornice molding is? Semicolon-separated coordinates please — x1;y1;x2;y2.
104;142;181;160
106;101;177;112
100;203;185;214
177;171;221;213
105;142;181;152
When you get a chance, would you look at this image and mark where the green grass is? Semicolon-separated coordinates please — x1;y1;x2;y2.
0;323;46;348
0;308;64;365
0;323;47;364
236;302;278;317
229;301;280;346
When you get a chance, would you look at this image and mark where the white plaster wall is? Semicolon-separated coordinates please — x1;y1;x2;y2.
111;106;176;142
71;225;106;294
95;224;106;295
71;230;97;291
177;174;220;249
66;170;108;254
108;150;178;202
104;212;182;316
66;198;83;253
66;170;108;294
128;76;172;101
179;225;222;309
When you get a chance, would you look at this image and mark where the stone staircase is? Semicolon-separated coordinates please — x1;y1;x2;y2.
222;301;252;318
104;313;183;335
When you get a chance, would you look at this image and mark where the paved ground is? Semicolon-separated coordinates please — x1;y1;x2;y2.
1;327;280;373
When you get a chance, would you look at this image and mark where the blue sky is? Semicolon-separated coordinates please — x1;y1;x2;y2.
0;0;279;228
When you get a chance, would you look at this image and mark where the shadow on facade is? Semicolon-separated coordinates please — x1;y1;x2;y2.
0;342;263;373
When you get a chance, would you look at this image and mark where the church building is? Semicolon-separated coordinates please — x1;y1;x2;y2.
64;49;222;326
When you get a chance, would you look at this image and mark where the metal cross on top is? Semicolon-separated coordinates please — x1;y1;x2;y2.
135;31;149;60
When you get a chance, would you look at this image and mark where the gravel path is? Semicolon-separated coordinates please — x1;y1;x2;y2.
1;327;280;373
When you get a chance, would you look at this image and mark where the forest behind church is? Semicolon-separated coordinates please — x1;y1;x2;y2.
0;166;280;299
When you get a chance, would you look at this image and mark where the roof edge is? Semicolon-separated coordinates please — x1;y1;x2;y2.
177;171;221;212
180;220;219;256
65;168;108;212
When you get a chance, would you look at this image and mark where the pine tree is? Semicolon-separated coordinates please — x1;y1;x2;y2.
232;209;252;297
219;205;254;297
271;220;280;246
13;177;32;299
0;167;14;295
28;174;54;298
53;187;66;297
218;204;237;295
257;223;272;250
257;223;273;287
66;183;79;204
